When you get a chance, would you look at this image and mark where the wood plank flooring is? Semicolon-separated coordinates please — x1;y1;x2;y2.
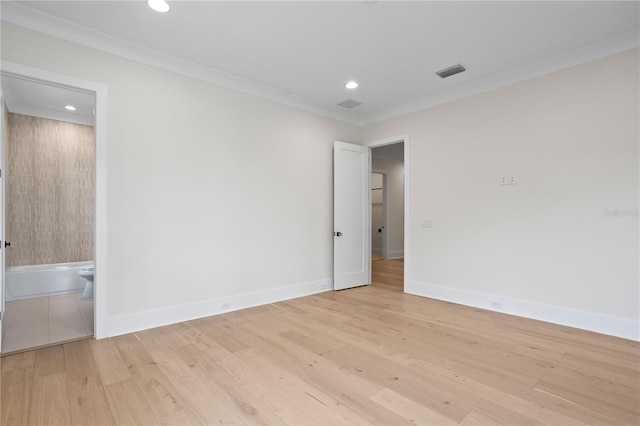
2;258;639;425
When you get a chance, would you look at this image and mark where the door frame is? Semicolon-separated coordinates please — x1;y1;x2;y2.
364;134;409;290
0;60;109;340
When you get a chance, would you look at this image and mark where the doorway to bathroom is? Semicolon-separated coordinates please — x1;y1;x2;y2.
0;62;107;354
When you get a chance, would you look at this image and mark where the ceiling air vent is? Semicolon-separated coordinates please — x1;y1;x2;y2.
337;99;362;109
436;63;466;79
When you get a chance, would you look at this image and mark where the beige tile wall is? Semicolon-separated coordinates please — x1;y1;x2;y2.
6;113;94;267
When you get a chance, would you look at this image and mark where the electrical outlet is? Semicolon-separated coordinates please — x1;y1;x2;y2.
420;217;432;227
221;301;231;311
490;301;503;310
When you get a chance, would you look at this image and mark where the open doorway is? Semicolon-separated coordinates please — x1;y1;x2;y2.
332;135;408;293
371;142;404;259
368;138;406;292
0;62;108;354
1;75;95;353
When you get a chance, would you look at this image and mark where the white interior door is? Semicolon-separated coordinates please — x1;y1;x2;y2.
333;141;371;290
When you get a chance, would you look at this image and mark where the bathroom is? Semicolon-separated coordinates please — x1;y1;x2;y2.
1;75;95;353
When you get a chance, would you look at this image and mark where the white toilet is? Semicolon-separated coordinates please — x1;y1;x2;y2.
79;265;94;298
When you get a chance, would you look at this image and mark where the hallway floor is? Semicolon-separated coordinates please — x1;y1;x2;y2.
372;257;404;292
2;292;93;354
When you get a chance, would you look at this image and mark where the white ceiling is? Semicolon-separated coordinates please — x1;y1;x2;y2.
2;74;96;125
2;1;639;126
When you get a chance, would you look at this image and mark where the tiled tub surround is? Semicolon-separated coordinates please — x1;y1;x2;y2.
6;113;94;267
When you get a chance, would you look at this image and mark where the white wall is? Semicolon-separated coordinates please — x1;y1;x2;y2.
1;23;360;335
371;173;383;253
372;157;404;258
363;49;639;339
2;22;638;340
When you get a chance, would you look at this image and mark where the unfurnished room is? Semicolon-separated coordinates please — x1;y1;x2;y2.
0;1;638;425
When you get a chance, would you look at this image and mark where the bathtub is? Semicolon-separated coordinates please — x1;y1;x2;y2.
5;261;93;302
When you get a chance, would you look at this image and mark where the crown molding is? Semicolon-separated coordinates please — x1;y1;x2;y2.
1;1;364;126
2;2;638;128
359;29;640;125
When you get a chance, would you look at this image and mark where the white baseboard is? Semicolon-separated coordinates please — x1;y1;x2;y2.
107;279;332;337
387;250;404;259
405;280;639;341
106;277;638;341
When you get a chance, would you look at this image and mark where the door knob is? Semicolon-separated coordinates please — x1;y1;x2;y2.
334;232;343;237
4;241;11;248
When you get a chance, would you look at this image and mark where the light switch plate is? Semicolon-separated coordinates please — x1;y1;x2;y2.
420;218;432;227
500;176;517;185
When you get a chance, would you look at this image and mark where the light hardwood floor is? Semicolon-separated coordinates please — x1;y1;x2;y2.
2;259;639;425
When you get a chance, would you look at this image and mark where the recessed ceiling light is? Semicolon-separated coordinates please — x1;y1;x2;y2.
345;81;359;89
148;0;170;13
65;105;76;111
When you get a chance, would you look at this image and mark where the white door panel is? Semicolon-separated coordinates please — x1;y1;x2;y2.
334;141;370;290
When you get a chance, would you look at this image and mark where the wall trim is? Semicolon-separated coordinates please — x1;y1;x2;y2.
2;3;638;127
405;280;639;341
107;278;331;337
365;133;410;287
1;2;360;126
387;250;404;259
360;29;640;125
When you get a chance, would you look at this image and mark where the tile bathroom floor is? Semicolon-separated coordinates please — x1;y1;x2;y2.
2;292;93;354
